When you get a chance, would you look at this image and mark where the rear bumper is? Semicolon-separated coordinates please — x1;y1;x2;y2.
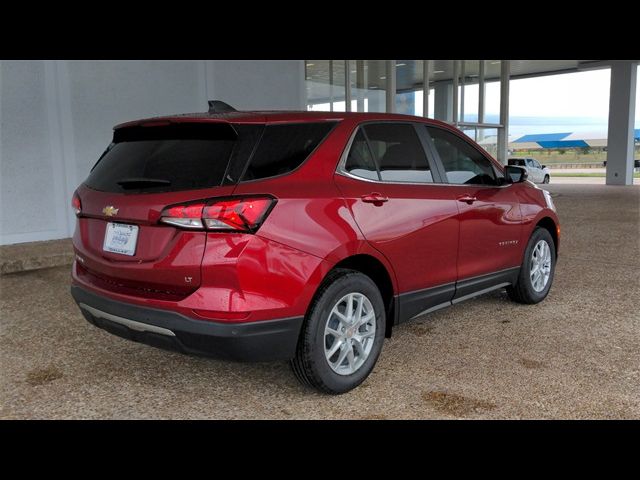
71;285;303;362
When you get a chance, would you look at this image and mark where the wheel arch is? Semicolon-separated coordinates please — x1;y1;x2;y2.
321;254;397;338
535;216;559;257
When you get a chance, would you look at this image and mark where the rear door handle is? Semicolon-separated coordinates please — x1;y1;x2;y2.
457;195;477;205
361;193;389;206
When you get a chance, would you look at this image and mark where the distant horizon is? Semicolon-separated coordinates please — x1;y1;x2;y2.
474;114;611;137
474;67;639;136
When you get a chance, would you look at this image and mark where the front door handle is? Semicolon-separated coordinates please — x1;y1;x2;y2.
361;193;389;206
457;195;477;205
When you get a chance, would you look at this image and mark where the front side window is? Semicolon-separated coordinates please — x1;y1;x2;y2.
426;126;499;186
526;158;535;168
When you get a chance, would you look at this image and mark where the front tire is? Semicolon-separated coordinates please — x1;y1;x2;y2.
290;269;386;394
507;227;556;304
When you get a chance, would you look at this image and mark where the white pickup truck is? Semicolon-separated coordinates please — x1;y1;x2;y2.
508;157;551;184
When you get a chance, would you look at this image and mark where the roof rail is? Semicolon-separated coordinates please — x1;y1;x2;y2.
208;100;237;113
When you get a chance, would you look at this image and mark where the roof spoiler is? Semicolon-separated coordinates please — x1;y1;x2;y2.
208;100;237;113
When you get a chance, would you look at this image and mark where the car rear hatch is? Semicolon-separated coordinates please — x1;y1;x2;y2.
72;120;263;300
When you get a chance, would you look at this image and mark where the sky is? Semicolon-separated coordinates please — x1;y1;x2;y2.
478;68;614;118
467;66;640;124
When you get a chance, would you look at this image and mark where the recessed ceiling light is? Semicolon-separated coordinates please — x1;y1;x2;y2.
397;63;407;67
490;61;500;65
379;76;386;80
306;63;315;67
434;70;444;74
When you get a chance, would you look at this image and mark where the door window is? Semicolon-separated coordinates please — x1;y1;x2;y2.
343;123;434;183
426;127;499;185
364;124;433;183
344;130;379;180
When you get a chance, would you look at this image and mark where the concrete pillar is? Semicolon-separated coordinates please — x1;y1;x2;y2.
477;60;485;142
344;60;351;112
606;61;637;185
497;60;510;165
385;60;396;113
422;60;430;118
434;82;452;122
356;60;365;112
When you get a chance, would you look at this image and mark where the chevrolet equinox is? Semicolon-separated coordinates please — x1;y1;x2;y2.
70;101;559;394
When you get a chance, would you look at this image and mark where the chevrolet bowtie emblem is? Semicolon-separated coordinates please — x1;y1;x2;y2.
102;206;119;217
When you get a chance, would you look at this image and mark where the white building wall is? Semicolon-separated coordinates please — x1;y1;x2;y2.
0;60;305;245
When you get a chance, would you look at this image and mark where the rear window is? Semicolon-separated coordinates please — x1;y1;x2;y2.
85;123;261;194
508;158;525;166
241;122;336;181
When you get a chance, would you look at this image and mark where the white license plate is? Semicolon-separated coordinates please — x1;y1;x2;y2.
103;222;139;256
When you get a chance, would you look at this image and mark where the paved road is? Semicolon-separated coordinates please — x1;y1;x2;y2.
549;176;640;185
551;168;607;174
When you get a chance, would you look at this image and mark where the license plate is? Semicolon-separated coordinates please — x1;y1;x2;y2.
103;222;139;256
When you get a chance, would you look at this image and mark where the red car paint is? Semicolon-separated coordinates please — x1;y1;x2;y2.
71;111;559;335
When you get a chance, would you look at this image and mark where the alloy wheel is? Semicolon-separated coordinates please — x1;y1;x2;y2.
324;292;376;375
530;239;552;292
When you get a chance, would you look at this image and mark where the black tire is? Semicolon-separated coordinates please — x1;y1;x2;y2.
507;227;556;304
290;268;386;394
543;175;550;184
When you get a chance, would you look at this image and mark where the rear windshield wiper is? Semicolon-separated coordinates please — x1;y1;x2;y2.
116;177;172;189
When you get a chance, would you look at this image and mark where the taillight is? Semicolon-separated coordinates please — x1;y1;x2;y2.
71;191;82;216
160;203;207;229
160;196;276;233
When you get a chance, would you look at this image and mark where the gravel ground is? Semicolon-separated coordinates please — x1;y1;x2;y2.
1;184;638;419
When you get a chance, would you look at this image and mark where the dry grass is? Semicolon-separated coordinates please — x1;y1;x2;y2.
25;366;63;386
519;358;546;369
422;391;497;417
409;324;434;337
358;413;388;420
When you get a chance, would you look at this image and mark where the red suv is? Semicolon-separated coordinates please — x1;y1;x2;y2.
70;102;559;394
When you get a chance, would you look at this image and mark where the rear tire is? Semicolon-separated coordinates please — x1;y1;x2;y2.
543;175;550;184
507;227;556;304
290;269;386;394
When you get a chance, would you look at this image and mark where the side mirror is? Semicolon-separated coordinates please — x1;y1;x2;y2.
541;165;547;169
505;165;528;183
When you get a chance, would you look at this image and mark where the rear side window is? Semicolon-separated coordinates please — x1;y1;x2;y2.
345;130;379;180
85;123;260;194
427;126;498;185
508;158;525;167
241;122;336;181
359;123;434;183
